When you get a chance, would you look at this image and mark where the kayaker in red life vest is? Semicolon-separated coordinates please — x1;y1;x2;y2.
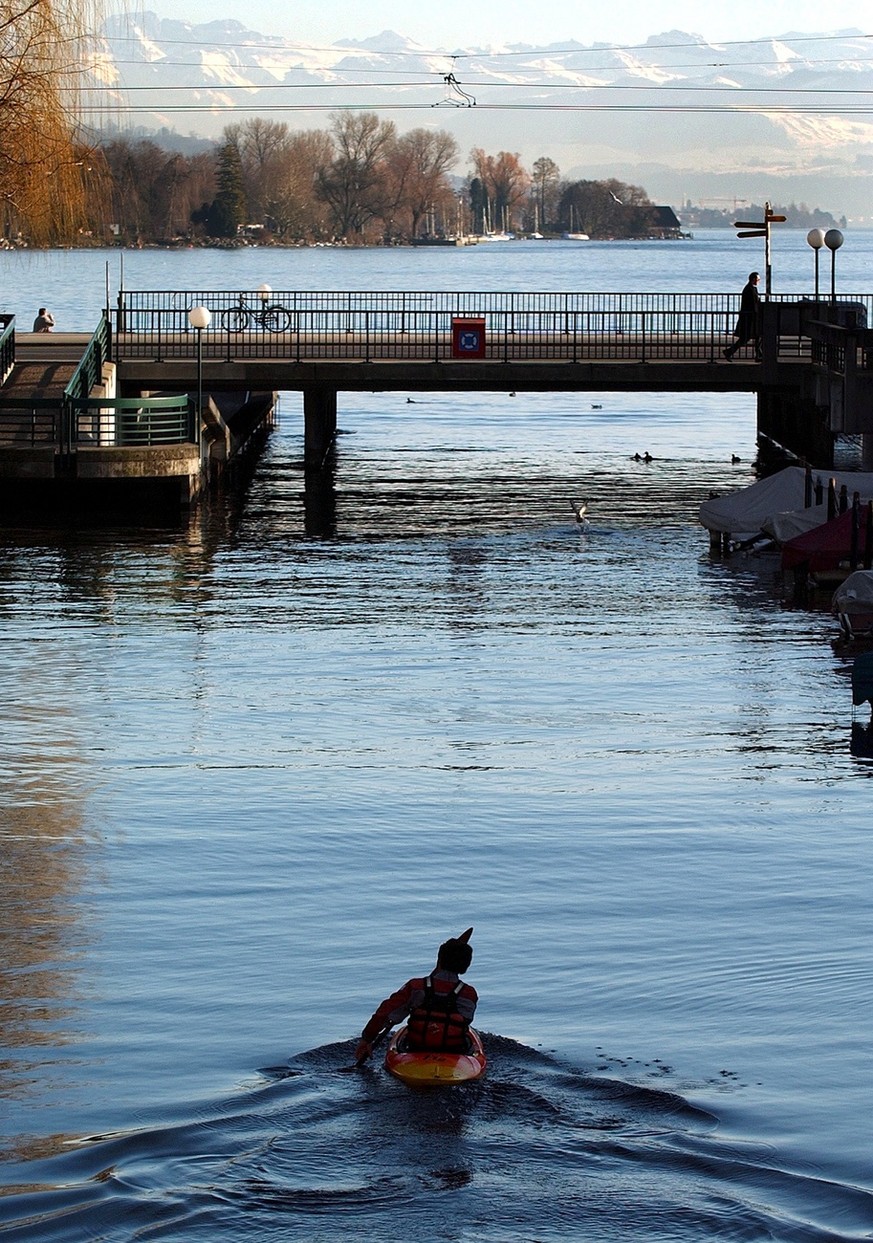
354;928;477;1063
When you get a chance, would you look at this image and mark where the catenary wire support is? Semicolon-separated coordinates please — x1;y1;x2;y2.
433;72;476;108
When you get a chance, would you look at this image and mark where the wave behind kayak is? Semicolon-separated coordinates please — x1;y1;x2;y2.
3;1037;871;1242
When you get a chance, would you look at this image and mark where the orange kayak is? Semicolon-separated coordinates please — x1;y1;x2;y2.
384;1026;487;1087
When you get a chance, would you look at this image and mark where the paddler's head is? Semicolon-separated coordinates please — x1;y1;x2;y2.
437;927;473;974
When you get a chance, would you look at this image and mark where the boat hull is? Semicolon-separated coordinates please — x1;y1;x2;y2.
384;1026;486;1086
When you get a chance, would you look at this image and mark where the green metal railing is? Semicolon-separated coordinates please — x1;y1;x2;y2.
65;313;113;403
0;314;196;451
0;315;14;384
70;395;195;446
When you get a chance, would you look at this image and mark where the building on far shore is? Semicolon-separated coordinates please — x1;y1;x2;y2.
648;206;684;239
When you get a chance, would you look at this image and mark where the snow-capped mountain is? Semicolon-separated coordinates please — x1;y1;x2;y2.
86;15;873;218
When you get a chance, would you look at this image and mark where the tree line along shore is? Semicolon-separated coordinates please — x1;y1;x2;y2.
3;112;685;249
2;114;843;250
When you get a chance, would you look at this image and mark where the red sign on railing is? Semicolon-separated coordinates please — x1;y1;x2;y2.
451;317;486;359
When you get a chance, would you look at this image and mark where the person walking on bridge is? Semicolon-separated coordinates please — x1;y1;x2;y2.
723;272;761;361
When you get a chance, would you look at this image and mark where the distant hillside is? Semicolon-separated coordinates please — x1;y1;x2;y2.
677;203;846;229
86;16;873;219
97;124;216;157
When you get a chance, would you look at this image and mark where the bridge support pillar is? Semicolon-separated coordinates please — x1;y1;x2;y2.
757;387;834;467
304;386;338;470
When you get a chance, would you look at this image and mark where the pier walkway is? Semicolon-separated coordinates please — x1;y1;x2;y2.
2;289;873;501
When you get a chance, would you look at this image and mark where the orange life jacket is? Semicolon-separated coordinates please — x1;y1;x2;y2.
405;976;470;1052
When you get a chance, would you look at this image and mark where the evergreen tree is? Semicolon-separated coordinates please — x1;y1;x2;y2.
207;141;247;238
469;178;486;235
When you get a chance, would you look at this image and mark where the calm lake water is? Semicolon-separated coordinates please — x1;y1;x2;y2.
2;233;873;1241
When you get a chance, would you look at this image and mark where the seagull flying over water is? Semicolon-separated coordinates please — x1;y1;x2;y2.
570;499;589;524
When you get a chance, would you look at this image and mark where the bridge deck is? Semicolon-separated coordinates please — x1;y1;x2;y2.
0;319;814;405
113;330;780;396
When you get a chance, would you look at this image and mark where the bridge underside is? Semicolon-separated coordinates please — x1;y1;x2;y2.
120;358;763;396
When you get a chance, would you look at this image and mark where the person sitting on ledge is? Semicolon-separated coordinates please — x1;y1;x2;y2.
32;308;55;333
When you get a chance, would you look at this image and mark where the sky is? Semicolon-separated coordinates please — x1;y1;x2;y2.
145;0;868;49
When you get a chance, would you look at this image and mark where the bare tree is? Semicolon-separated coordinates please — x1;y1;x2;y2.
559;179;654;238
530;156;560;233
317;112;397;240
385;127;459;239
228;118;292;222
470;148;529;233
262;129;334;240
100;138;215;242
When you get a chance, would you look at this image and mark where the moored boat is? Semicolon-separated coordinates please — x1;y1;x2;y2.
833;570;873;639
384;1026;487;1086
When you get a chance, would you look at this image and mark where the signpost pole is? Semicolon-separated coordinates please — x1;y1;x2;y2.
733;204;786;297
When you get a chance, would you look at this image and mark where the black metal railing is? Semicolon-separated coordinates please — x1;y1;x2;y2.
0;398;63;447
113;289;873;365
0;313;66;448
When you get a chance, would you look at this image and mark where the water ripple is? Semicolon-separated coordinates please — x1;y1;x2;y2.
2;1040;871;1241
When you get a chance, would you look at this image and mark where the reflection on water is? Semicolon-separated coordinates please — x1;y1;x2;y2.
850;719;873;759
0;687;91;1104
0;518;223;1123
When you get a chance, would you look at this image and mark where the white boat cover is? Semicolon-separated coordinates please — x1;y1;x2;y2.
833;570;873;613
762;503;830;544
699;466;873;538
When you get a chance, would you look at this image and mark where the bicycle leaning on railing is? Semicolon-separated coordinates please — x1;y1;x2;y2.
220;293;292;332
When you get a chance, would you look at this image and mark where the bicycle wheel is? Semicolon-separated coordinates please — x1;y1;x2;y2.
263;306;291;332
222;307;250;332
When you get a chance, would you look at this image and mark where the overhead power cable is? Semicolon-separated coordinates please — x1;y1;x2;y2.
85;80;873;96
77;100;873;116
99;52;873;73
91;29;873;59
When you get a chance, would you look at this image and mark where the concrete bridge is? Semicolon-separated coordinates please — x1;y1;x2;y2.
2;290;873;505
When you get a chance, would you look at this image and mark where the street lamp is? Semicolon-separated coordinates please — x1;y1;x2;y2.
187;305;211;443
824;229;844;302
257;283;271;304
806;228;825;300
